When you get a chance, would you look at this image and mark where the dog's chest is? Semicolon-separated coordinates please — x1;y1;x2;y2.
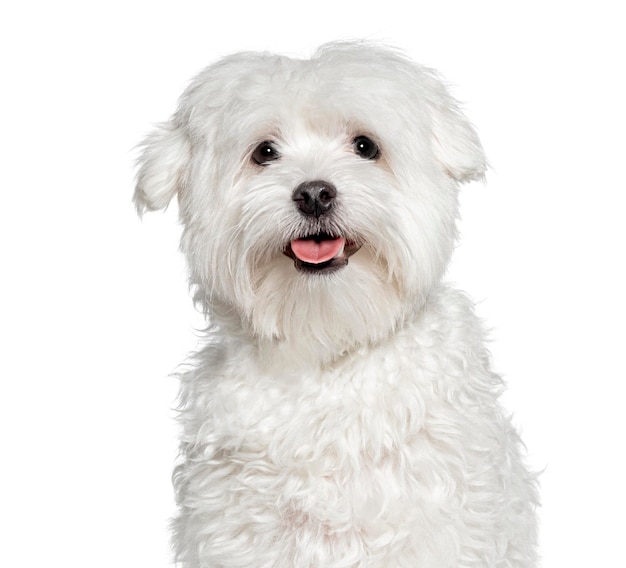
177;298;506;565
186;332;476;535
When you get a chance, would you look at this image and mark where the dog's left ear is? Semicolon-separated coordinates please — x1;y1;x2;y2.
134;121;190;216
431;98;487;183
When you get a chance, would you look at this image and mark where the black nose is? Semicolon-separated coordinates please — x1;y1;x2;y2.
292;180;337;218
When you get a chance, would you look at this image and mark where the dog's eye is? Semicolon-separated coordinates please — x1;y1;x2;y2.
252;141;280;165
353;136;380;160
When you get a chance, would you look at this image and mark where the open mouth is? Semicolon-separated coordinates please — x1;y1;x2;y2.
284;233;361;274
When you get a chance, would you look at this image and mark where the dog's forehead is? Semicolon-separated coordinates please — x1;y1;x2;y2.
265;79;407;145
270;103;370;141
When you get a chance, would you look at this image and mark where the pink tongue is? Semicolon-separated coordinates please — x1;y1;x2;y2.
291;237;345;264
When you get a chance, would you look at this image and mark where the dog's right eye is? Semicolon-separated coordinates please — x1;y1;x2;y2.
252;141;280;165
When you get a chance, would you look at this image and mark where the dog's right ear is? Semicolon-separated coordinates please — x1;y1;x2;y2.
134;121;190;216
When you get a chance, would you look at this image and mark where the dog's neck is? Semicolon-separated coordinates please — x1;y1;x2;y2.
204;291;429;372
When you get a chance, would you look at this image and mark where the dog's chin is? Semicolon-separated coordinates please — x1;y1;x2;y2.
283;233;362;275
248;247;408;366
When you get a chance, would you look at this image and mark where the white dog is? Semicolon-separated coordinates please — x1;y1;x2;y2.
135;42;538;567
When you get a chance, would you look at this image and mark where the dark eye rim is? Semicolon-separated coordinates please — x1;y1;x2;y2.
353;135;380;160
252;140;280;165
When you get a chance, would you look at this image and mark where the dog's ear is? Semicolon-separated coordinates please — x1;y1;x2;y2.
430;97;487;183
134;121;190;215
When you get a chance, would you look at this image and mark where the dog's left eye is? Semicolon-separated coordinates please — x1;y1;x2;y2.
353;136;380;160
252;141;280;165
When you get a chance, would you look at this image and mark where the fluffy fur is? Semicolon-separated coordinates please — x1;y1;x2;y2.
135;42;538;567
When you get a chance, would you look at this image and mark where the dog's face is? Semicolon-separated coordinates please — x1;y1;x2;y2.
135;43;485;359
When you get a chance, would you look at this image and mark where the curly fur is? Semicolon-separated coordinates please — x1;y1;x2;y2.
135;41;538;567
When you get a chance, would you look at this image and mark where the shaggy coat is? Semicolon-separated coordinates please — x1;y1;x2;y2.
136;42;539;567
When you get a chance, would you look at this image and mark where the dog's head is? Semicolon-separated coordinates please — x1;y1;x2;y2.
135;42;485;360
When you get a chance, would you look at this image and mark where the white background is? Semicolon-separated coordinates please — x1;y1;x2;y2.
1;1;624;566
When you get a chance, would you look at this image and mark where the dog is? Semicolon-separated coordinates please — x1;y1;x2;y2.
135;42;539;567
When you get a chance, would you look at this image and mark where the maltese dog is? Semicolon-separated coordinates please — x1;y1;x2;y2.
135;42;538;567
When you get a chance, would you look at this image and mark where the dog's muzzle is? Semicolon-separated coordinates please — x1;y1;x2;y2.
284;180;361;274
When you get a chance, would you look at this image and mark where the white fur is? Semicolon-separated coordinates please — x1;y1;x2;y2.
135;42;538;567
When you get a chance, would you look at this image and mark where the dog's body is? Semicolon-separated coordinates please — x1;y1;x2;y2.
136;43;538;567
